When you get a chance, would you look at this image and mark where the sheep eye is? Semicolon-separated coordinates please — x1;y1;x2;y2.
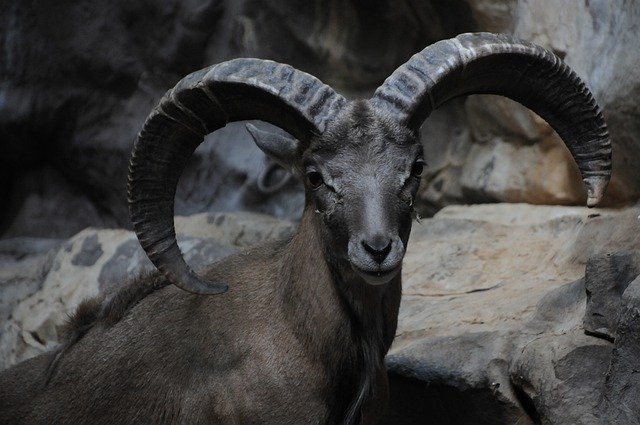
411;159;426;177
307;171;324;189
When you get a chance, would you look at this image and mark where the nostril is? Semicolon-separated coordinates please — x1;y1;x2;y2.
362;236;392;264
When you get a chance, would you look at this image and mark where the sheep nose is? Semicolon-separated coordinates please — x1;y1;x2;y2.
362;235;392;264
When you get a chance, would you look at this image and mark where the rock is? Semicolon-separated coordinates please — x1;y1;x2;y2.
509;279;611;424
0;0;476;238
384;203;640;424
458;133;586;205
2;167;120;239
0;238;61;324
507;0;640;205
457;95;587;206
0;211;293;370
418;1;640;210
0;237;61;373
385;330;531;425
583;251;640;341
599;275;640;424
416;99;472;215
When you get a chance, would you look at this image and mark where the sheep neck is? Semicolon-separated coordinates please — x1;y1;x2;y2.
280;207;401;421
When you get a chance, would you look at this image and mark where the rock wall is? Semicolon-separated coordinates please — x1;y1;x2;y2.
420;0;640;212
2;1;639;238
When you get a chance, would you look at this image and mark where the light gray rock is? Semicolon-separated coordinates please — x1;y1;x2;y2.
453;0;640;207
384;203;640;424
0;238;61;323
2;204;640;423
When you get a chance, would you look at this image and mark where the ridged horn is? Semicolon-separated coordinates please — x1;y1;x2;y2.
370;32;611;207
128;59;346;294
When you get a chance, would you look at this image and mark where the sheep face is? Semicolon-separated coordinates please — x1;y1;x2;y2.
303;101;423;285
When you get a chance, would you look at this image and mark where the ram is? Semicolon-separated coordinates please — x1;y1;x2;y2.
0;33;610;424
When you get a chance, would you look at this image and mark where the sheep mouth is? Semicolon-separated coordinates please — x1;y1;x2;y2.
352;264;401;286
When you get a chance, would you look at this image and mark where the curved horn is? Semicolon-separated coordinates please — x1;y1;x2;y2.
128;59;346;294
370;32;611;207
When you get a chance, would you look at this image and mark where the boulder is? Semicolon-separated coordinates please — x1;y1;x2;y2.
599;276;640;424
583;251;640;341
454;0;640;207
383;203;640;424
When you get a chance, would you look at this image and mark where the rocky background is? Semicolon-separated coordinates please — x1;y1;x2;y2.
1;1;640;424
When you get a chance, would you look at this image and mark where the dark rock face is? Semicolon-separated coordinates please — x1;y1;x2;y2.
599;276;640;424
384;372;524;425
0;0;476;238
583;251;640;341
7;1;638;239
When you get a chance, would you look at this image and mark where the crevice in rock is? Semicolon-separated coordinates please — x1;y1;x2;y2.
382;371;522;424
512;380;541;425
583;329;615;343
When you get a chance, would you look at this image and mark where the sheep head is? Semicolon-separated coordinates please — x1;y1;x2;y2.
250;101;422;285
128;32;611;294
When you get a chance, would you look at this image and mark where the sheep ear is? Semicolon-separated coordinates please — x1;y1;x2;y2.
246;123;302;173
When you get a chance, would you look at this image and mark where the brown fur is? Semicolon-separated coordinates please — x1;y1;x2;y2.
0;208;401;424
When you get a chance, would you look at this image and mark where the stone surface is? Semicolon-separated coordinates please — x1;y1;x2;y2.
0;238;61;324
0;0;474;238
383;203;640;424
416;0;640;210
583;251;640;341
598;276;640;424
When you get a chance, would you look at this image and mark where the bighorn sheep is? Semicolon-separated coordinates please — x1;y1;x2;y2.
0;33;611;424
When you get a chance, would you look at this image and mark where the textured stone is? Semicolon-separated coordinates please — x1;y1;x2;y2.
386;203;640;424
502;0;640;205
1;204;640;422
0;0;476;238
0;238;60;323
583;251;640;341
599;276;640;424
71;234;103;267
417;1;640;210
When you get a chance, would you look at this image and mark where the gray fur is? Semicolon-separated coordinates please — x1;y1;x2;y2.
0;101;420;424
